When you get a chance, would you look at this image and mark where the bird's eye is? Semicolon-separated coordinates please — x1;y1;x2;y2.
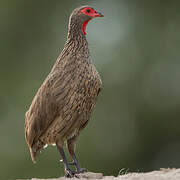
86;9;91;13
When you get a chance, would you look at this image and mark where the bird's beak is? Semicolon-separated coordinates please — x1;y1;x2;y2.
98;12;104;17
97;12;104;17
94;11;104;18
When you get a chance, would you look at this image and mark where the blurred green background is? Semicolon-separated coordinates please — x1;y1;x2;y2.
1;0;180;179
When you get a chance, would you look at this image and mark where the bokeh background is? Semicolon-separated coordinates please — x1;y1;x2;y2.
1;0;180;179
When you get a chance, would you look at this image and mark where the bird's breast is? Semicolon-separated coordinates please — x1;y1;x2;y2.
76;63;102;98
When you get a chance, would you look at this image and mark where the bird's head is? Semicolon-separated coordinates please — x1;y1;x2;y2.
69;6;104;36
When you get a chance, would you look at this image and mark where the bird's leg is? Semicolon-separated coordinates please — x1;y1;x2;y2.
67;138;87;174
56;141;74;178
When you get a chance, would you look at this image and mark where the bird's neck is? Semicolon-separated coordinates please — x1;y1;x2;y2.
67;20;86;40
52;20;91;71
66;20;90;56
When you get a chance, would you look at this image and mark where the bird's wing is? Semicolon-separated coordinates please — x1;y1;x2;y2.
25;73;59;148
25;55;79;148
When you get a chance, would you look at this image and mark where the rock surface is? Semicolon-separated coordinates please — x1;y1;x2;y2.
17;168;180;180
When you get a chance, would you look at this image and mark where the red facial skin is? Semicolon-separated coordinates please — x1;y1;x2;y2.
81;7;104;35
81;7;104;18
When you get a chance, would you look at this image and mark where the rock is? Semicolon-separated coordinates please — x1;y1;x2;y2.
30;172;103;180
17;168;180;180
74;172;103;179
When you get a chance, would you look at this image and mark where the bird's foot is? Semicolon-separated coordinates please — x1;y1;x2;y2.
75;168;88;174
65;168;75;178
68;161;87;174
74;168;88;178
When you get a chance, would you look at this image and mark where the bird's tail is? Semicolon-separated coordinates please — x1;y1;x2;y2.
29;140;45;163
30;147;37;163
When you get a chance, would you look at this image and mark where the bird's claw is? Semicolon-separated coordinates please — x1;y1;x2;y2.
76;168;88;174
65;168;75;178
65;167;87;178
73;168;88;178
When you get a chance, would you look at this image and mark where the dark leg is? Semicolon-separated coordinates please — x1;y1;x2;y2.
67;137;87;174
56;141;74;177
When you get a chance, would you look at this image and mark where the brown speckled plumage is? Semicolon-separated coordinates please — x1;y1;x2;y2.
25;6;103;176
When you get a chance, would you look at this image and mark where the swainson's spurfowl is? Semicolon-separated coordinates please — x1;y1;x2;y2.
25;6;103;177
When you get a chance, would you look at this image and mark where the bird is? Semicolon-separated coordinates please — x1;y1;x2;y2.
25;5;103;177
